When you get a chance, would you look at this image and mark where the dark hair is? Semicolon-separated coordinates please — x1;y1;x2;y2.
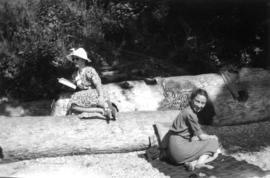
190;88;209;101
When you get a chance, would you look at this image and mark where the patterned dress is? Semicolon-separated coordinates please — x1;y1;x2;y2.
67;66;107;112
166;106;219;164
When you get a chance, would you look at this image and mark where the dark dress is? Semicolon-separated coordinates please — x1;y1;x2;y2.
67;66;108;113
167;106;219;164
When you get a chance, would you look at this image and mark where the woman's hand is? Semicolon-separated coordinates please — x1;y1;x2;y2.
208;135;218;140
191;136;199;141
198;134;218;141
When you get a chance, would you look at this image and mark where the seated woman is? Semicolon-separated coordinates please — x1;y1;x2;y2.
66;48;116;121
166;88;221;170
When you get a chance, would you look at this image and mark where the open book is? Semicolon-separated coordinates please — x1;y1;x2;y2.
57;78;76;90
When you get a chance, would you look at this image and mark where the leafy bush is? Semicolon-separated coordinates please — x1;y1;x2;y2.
0;0;268;101
0;0;170;101
0;0;108;100
158;80;196;110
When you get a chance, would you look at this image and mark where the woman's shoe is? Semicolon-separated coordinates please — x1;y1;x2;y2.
105;101;117;121
195;163;214;170
184;162;195;171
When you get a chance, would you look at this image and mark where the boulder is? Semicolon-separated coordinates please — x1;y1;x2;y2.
52;68;270;126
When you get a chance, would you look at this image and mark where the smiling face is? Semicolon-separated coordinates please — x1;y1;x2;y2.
190;94;207;113
73;56;85;68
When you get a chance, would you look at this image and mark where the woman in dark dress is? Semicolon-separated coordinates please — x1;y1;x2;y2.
167;88;221;170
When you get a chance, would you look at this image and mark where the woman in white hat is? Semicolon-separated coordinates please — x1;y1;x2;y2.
66;48;115;121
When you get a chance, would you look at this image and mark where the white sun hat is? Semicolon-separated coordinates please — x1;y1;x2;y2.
67;48;91;62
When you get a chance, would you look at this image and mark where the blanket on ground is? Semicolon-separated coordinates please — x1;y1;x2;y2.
145;148;270;178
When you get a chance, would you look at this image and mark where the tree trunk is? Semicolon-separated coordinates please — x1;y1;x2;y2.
1;111;270;161
0;111;176;161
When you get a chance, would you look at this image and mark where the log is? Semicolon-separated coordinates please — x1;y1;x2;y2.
1;111;270;161
52;68;270;126
1;111;177;161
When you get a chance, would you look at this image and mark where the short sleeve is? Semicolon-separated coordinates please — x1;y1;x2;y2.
170;114;182;132
186;114;203;136
85;67;102;86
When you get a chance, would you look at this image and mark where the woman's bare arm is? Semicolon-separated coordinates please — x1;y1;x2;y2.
87;67;106;107
198;133;218;141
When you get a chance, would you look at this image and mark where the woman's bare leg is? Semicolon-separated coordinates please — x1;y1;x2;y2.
70;103;116;122
195;156;215;169
195;148;221;169
71;105;105;114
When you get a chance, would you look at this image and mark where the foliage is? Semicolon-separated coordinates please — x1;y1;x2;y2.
159;80;196;110
0;0;268;101
0;0;106;100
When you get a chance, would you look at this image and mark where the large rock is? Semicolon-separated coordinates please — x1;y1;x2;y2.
1;68;269;126
51;81;165;116
52;68;270;126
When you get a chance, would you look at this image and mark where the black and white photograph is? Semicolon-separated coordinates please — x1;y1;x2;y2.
0;0;269;177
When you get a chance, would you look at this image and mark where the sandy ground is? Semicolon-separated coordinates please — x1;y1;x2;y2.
1;149;270;178
0;151;168;178
230;147;270;171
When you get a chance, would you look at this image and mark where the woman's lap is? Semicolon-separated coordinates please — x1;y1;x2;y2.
167;135;219;164
69;89;99;107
